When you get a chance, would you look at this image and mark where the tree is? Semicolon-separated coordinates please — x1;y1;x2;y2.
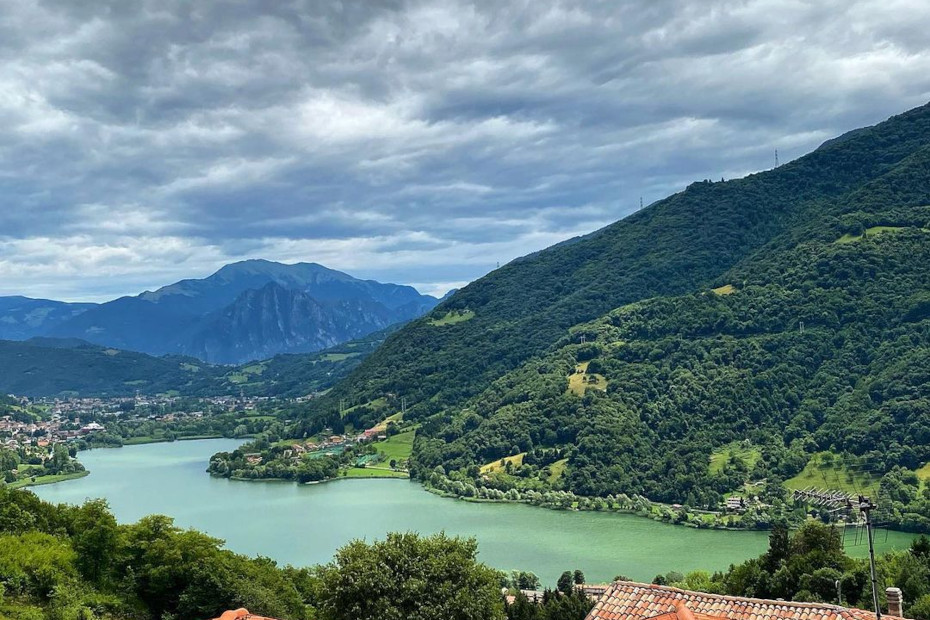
71;499;119;583
557;571;574;595
318;533;504;620
573;570;585;585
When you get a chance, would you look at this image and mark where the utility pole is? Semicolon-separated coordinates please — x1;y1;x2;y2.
775;148;779;168
836;579;843;606
856;496;881;620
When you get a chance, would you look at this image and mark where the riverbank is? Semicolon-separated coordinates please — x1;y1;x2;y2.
9;470;90;489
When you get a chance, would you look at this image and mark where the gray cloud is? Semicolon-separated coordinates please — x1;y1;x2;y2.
1;0;929;300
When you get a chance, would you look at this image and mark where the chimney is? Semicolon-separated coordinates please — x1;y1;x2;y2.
886;587;903;618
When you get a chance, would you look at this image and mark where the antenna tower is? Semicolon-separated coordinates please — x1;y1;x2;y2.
792;489;881;620
775;148;779;168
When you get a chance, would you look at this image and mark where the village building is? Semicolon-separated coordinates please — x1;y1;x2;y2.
585;581;908;620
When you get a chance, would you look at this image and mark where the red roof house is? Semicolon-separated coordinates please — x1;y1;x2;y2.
585;582;907;620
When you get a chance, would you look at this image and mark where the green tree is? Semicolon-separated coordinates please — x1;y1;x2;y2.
71;499;119;583
317;532;504;620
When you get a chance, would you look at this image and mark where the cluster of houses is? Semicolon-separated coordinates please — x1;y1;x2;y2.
269;428;392;465
0;414;104;451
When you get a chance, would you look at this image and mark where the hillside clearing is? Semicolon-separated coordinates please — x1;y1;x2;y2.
836;225;909;243
567;361;607;396
784;452;880;496
711;284;737;295
376;430;415;462
429;310;475;326
709;443;761;474
547;458;568;483
481;452;526;474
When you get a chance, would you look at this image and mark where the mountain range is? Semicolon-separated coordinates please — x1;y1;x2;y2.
293;102;930;524
0;260;439;364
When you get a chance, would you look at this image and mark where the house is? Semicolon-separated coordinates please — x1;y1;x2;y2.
725;496;746;511
585;581;908;620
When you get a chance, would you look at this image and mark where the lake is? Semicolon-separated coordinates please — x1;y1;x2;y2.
33;439;915;585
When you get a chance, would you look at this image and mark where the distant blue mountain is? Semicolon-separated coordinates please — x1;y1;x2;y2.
0;296;96;340
0;261;439;364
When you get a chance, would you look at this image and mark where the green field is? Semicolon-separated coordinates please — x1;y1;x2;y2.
375;430;415;462
916;463;930;490
836;225;909;244
341;397;388;418
481;452;526;474
344;467;409;479
547;458;568;483
318;352;360;362
567;361;607;396
429;310;475;326
709;443;762;474
784;452;880;495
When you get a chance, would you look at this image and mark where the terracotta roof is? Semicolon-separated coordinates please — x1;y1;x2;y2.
212;608;279;620
585;582;907;620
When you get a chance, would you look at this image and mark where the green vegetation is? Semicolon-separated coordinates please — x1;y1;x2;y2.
343;467;410;479
0;321;403;398
278;102;930;533
429;309;476;326
482;453;526;474
709;443;762;475
566;361;607;396
835;225;913;243
375;430;415;462
8;470;90;489
784;452;880;496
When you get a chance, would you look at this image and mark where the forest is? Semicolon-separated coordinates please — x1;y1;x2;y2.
273;103;930;531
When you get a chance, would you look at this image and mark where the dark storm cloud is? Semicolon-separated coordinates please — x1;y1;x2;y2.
1;0;929;300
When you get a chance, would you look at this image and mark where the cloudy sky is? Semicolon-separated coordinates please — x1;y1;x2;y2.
1;0;929;301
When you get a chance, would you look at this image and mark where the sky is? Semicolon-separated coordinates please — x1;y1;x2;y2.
1;1;929;302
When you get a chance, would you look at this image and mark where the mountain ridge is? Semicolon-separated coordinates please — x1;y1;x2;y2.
0;260;440;364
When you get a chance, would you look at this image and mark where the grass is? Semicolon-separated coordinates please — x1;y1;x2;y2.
344;467;409;479
567;361;608;396
341;398;388;418
429;310;475;326
709;442;762;474
375;430;415;462
915;463;930;491
711;284;736;295
836;226;910;244
784;452;880;496
547;458;568;483
372;411;404;433
9;470;89;489
317;352;360;362
481;452;526;474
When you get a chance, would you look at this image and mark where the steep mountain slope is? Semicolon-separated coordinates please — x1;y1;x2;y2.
285;102;930;528
47;260;439;363
182;282;421;364
307;102;930;428
0;297;95;340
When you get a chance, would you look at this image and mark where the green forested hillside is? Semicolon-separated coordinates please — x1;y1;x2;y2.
306;103;930;428
0;339;223;397
0;325;391;398
295;103;930;528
